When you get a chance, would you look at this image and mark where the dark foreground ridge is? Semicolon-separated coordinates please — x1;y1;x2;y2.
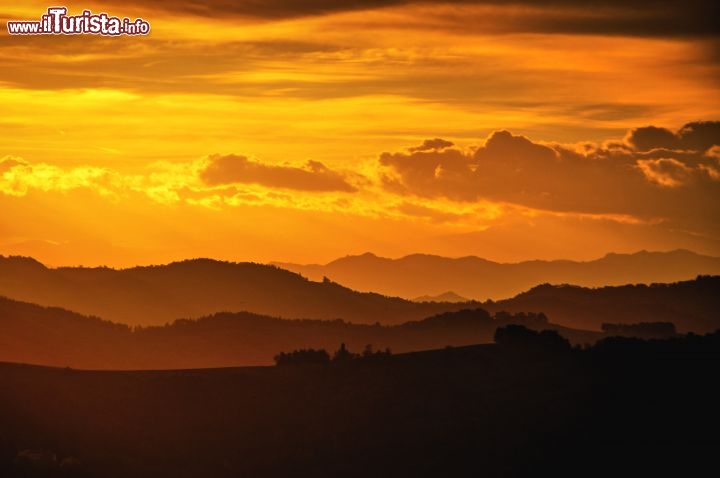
1;327;718;477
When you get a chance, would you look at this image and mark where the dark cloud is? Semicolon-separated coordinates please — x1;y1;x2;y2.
499;1;719;38
200;154;357;192
379;122;720;236
627;121;720;152
625;126;680;151
91;0;407;20
89;0;719;37
408;138;455;152
678;122;720;151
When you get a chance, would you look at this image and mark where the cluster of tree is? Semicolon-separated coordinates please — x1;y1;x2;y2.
494;324;720;360
274;348;330;366
274;343;391;366
590;329;720;357
601;322;677;339
493;324;571;353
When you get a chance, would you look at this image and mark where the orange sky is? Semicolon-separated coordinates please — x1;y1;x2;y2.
1;0;719;266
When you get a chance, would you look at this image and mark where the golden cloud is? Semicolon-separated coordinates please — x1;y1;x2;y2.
199;154;357;192
378;122;720;236
2;121;718;238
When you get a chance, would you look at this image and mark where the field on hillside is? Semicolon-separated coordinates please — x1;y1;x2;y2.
1;334;719;478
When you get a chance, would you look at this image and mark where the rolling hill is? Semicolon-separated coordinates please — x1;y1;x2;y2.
3;273;715;369
0;256;474;327
0;295;599;369
482;276;720;333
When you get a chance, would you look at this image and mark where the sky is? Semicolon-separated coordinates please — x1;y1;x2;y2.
1;0;719;266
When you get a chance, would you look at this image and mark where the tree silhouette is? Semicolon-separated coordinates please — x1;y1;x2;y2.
332;343;358;362
601;322;676;339
362;344;392;360
494;325;571;353
274;348;330;366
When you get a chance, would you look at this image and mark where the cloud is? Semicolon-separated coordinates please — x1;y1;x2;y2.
0;156;27;174
0;158;122;198
97;0;409;20
3;122;719;239
0;37;347;93
491;1;719;38
0;152;359;214
636;158;694;187
626;121;720;151
396;201;467;223
199;154;357;192
625;126;680;151
92;0;719;37
408;138;455;152
678;122;720;151
378;121;720;236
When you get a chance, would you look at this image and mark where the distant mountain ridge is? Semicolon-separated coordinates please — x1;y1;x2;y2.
0;256;474;327
1;254;717;340
414;291;469;303
274;249;720;300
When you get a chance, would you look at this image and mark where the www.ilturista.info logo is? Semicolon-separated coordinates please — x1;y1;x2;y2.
7;7;150;36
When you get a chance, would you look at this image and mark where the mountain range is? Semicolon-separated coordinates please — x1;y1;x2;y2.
275;249;720;300
2;274;718;369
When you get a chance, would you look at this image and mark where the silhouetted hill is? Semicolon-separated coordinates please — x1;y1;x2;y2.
1;331;718;477
483;276;720;333
0;256;475;326
0;297;132;369
275;249;720;299
0;296;598;369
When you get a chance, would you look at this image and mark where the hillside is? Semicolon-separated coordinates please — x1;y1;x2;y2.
482;276;720;332
0;256;473;327
1;332;718;477
0;297;131;369
275;249;720;300
2;273;716;369
0;296;600;369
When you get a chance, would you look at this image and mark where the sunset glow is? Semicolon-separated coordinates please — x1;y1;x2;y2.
2;0;719;266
